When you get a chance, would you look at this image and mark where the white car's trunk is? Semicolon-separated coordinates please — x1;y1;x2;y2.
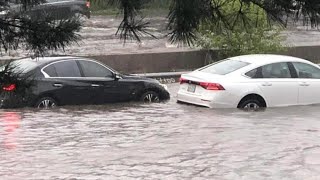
181;71;226;83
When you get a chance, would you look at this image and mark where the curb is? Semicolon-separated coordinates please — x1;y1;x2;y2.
134;71;190;84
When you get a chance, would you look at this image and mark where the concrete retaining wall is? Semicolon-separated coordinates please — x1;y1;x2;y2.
88;46;320;73
281;46;320;63
1;46;320;74
88;50;210;74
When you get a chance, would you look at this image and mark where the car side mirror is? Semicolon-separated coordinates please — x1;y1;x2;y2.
113;73;121;80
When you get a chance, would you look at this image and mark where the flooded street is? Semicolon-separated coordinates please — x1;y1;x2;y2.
2;15;320;60
1;83;320;179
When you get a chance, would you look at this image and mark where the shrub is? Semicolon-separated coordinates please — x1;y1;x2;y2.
196;0;286;60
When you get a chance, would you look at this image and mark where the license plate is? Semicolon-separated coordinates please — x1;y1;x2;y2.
187;84;196;93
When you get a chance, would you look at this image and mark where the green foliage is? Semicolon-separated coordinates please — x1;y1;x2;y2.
93;0;320;45
0;0;81;55
0;61;35;107
197;0;286;58
145;0;172;9
0;0;81;104
198;27;286;59
167;0;211;46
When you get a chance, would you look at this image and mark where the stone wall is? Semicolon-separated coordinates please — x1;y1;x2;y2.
1;46;320;73
89;46;320;73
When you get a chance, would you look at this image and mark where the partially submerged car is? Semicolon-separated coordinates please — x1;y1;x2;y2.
177;54;320;109
1;0;91;19
0;56;170;108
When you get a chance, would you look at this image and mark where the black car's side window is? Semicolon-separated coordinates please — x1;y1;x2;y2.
44;60;81;77
245;62;291;78
292;62;320;79
43;64;58;77
78;60;113;77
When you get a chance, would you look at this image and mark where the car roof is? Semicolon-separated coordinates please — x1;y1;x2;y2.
229;54;311;66
16;56;86;66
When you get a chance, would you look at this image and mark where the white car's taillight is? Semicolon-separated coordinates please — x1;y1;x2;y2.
179;77;188;84
180;76;225;90
199;82;225;90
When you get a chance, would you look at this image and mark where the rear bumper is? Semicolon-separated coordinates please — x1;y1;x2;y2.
0;93;10;108
0;99;5;108
177;90;237;108
0;93;29;109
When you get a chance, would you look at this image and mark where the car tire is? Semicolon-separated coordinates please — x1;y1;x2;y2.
35;97;57;109
140;91;160;103
238;99;263;110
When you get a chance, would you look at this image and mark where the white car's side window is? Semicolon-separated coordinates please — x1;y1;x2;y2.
246;62;291;78
245;68;259;78
261;63;291;78
292;62;320;79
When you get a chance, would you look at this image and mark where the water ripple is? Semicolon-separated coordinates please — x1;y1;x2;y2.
1;84;320;179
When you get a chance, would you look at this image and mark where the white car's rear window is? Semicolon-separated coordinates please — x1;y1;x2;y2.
199;59;250;75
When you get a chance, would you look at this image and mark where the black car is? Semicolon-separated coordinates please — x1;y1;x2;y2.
2;0;91;19
0;56;170;108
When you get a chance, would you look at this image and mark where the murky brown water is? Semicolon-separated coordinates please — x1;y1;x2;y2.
2;15;320;61
1;84;320;179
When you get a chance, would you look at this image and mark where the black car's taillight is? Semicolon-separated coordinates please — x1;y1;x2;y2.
2;84;16;92
86;0;90;8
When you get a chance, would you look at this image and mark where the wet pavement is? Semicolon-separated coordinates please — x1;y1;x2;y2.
1;83;320;179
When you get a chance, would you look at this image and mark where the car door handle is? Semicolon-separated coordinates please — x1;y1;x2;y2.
262;82;272;86
299;82;310;86
91;84;100;87
53;83;63;87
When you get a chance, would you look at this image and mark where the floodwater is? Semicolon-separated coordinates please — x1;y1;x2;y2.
2;15;320;61
1;83;320;179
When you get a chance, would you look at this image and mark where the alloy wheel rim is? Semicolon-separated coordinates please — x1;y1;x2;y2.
143;93;160;103
244;102;260;109
38;99;56;108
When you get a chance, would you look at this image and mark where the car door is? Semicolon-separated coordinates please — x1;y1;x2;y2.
245;62;299;107
291;62;320;105
43;0;69;19
77;59;134;103
41;60;92;105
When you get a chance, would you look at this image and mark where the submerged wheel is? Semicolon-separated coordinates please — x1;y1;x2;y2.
140;91;160;103
35;97;57;109
238;99;263;110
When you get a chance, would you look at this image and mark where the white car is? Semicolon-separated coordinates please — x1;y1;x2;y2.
177;54;320;109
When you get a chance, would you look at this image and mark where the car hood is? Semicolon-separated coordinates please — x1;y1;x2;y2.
122;74;159;83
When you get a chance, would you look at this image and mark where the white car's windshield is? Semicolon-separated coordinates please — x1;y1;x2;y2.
199;59;250;75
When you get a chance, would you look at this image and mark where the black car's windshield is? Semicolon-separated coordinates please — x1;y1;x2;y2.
0;60;38;74
199;59;250;75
